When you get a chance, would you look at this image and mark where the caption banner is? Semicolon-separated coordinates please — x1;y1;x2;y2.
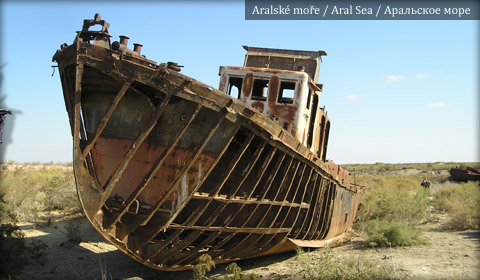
245;0;479;20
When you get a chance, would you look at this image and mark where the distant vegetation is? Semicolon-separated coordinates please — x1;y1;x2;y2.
343;162;480;247
343;162;480;174
0;163;78;277
0;163;79;222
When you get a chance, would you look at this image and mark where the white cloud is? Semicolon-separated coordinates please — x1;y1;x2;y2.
415;73;427;79
347;94;360;101
386;75;408;82
428;102;448;108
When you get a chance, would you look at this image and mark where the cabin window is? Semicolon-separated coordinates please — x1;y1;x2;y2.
277;81;296;104
227;77;243;99
251;79;269;101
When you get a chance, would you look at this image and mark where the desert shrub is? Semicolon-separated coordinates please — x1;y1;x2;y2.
0;192;17;225
364;220;427;247
0;165;79;222
433;181;480;230
1;190;48;274
193;254;215;280
354;174;430;232
223;262;260;280
296;248;386;280
63;219;83;243
347;170;431;248
0;190;26;276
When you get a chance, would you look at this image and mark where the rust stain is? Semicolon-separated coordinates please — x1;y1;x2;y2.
243;73;253;98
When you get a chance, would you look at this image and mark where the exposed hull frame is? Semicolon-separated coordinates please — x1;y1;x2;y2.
54;32;363;271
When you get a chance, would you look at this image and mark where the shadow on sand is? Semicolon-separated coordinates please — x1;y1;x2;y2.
6;217;305;280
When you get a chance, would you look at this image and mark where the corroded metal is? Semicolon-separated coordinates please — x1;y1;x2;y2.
53;14;364;271
449;166;480;182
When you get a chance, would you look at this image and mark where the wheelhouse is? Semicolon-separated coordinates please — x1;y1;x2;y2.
219;46;331;161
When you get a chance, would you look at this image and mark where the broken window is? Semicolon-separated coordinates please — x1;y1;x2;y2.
277;81;296;104
251;79;269;101
227;77;243;99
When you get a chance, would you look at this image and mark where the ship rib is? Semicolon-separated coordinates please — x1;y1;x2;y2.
186;132;256;222
167;144;278;266
141;131;256;265
100;89;175;205
252;165;313;254
291;173;320;239
218;157;295;259
305;178;328;239
73;63;85;174
166;225;290;234
103;103;203;231
80;81;131;161
222;158;299;259
297;174;324;240
151;140;269;264
238;163;309;258
193;153;287;262
317;184;336;239
310;181;329;239
153;144;266;264
192;193;309;208
132;109;229;248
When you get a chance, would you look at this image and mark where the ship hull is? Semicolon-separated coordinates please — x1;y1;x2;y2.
54;37;363;270
449;167;480;182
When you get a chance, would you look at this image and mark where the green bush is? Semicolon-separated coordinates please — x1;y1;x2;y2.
364;220;427;247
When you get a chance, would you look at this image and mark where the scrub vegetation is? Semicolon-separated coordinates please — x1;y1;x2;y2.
0;163;79;222
433;181;480;230
0;163;78;277
344;162;480;247
296;248;387;280
0;161;478;279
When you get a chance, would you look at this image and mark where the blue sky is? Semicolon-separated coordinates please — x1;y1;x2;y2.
0;1;478;164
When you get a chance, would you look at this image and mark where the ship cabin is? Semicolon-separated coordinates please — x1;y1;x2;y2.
219;46;331;162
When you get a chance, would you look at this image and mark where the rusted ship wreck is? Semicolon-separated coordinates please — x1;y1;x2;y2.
53;14;364;270
449;166;480;182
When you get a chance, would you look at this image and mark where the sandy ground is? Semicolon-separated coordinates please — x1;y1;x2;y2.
240;213;480;280
4;210;479;280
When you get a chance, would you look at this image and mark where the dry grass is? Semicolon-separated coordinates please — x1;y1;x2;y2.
344;162;479;247
0;163;79;222
296;248;389;280
433;181;480;230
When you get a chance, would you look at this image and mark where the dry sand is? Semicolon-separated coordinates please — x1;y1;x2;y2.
5;211;479;280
